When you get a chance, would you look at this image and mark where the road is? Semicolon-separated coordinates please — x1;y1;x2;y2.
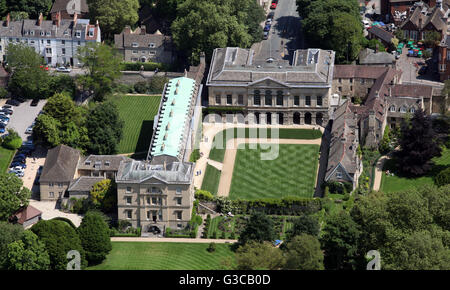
252;0;303;63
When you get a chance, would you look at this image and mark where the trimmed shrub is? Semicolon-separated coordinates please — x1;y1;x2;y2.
195;189;214;201
435;167;450;187
207;242;216;252
122;62;170;71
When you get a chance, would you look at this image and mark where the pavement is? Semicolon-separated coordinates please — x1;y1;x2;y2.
29;200;83;227
252;0;304;63
111;237;238;244
22;146;47;194
373;155;389;191
4;99;46;140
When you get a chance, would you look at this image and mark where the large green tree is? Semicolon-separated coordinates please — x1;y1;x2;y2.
5;230;50;270
0;173;30;221
5;0;52;18
283;234;324;270
90;179;117;213
76;43;123;102
286;214;320;240
87;0;140;39
395;109;442;176
85;101;124;155
77;211;112;265
171;0;264;64
31;219;87;270
0;221;23;269
238;212;277;245
235;241;285;270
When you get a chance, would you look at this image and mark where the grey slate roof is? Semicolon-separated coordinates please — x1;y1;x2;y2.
359;48;395;65
77;155;133;172
333;65;388;79
326;100;359;181
367;26;394;44
116;160;193;184
207;47;335;87
68;176;105;192
114;27;172;50
40;145;80;183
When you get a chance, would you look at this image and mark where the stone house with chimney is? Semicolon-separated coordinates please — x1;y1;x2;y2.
114;25;174;64
0;12;100;66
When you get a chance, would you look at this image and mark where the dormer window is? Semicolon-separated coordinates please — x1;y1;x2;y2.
389;105;396;112
64;30;69;36
30;31;34;36
400;106;407;113
46;31;51;36
88;28;94;37
105;161;110;166
76;30;81;38
149;43;155;48
40;31;44;36
85;161;91;166
410;107;415;113
132;42;139;47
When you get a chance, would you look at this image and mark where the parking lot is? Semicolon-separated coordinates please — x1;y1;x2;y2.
4;99;46;140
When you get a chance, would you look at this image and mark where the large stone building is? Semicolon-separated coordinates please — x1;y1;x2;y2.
206;47;336;126
116;77;201;232
114;26;174;64
0;12;101;66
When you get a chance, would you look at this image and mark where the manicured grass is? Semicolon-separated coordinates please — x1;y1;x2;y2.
111;95;161;154
380;147;450;193
209;128;322;163
0;146;15;173
88;242;235;270
201;164;221;195
229;144;319;200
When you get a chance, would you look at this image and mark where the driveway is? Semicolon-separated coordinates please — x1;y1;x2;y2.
29;199;83;227
252;0;304;63
5;99;46;140
21;146;47;195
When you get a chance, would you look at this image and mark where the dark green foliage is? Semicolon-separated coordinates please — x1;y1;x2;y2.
323;181;353;194
77;211;112;265
435;167;450;187
207;242;216;252
283;234;324;270
122;62;171;72
195;189;214;201
31;220;87;270
0;221;23;269
395;109;442;176
361;38;386;52
86;101;124;155
134;82;148;94
189;149;201;162
320;211;362;270
2;129;22;150
0;173;30;221
5;230;50;270
238;212;277;245
287;214;320;240
5;0;52;18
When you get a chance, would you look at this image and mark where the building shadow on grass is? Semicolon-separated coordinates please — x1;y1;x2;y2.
131;120;154;160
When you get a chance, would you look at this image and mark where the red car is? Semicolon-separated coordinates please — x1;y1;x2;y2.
270;2;277;9
39;65;49;71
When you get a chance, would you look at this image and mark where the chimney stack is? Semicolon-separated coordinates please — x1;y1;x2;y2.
38;13;43;26
73;12;78;26
140;25;146;35
55;11;61;27
5;13;10;27
124;25;131;34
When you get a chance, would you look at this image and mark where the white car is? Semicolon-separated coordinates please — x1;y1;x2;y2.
362;20;370;29
25;127;33;134
266;19;272;25
56;67;72;73
0;120;8;126
10;166;25;172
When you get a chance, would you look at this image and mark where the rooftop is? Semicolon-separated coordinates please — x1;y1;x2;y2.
150;77;196;159
116;160;193;184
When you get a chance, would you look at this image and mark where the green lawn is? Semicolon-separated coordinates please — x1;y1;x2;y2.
0;146;15;173
229;144;319;200
111;95;161;154
88;242;235;270
201;164;221;195
209;128;322;163
381;147;450;193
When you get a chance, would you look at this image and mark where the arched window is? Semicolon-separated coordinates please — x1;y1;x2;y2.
400;106;407;113
410;107;415;113
389;105;396;112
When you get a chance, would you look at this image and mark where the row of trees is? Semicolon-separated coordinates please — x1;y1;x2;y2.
0;211;112;270
297;0;364;63
33;92;124;155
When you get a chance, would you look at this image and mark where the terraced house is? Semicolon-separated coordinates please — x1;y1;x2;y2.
0;12;100;66
116;77;201;233
206;47;336;126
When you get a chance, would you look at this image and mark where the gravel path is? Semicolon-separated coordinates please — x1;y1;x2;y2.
111;237;237;243
217;138;322;197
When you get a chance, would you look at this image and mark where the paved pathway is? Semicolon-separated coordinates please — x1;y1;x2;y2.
207;159;223;171
111;237;237;244
29;200;83;227
373;155;389;191
217;138;322;197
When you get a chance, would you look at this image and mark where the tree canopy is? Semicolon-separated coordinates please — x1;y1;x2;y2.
0;173;30;221
5;230;50;270
284;234;324;270
238;212;277;245
235;241;285;270
0;221;23;269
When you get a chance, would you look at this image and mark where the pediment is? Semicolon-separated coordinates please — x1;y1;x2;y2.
248;77;289;88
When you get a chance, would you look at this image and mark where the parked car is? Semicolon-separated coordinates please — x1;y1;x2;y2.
9;168;24;174
0;127;5;133
18;148;32;156
362;20;370;29
30;99;39;106
10;162;26;169
266;19;272;25
263;31;269;39
0;114;10;121
56;66;72;73
10;166;26;172
12;157;25;164
13;171;24;178
264;24;271;32
2;105;13;110
267;12;275;19
0;120;8;126
25;126;33;134
5;99;20;106
0;108;13;115
22;141;35;150
270;2;277;9
15;153;26;159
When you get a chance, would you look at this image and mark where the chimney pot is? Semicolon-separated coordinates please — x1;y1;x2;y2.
38;13;43;26
6;13;10;27
140;25;146;35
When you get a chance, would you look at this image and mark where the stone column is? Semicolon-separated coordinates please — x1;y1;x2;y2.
300;112;304;125
260;113;267;125
284;112;291;125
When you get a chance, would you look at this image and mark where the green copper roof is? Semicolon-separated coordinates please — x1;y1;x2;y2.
151;77;196;158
